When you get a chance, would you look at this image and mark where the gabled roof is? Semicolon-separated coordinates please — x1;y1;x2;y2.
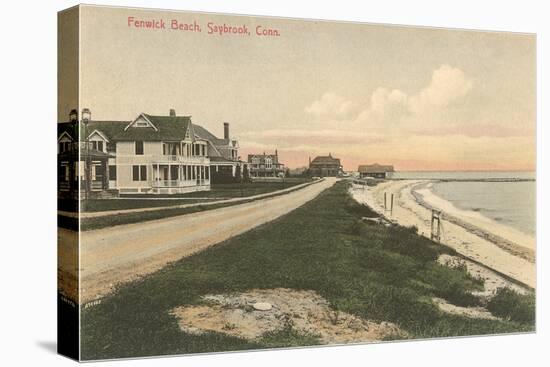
57;131;74;142
58;114;231;149
311;155;341;165
358;164;395;173
86;121;128;140
113;114;191;141
58;121;128;141
88;129;110;142
193;124;229;146
124;114;158;131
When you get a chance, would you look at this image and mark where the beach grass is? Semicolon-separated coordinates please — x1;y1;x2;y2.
487;288;536;324
80;181;534;360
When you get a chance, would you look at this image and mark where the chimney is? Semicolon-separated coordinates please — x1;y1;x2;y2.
223;122;229;140
169;109;176;117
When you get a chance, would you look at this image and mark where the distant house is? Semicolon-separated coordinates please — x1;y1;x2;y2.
358;164;395;179
309;154;342;177
57;108;246;196
247;151;285;178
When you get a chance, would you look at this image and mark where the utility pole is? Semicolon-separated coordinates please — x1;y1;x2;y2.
81;109;91;211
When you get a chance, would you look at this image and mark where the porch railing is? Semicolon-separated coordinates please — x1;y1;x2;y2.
151;155;209;165
153;179;210;188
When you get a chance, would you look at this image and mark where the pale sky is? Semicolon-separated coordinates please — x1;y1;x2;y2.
74;5;536;171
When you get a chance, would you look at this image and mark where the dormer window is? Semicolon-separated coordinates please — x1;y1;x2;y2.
59;141;72;153
91;141;103;151
134;121;149;127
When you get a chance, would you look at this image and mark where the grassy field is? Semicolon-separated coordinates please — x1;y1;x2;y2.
81;180;308;212
57;180;313;231
80;181;534;360
79;200;250;231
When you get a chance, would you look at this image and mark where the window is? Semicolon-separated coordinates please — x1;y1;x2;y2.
135;141;144;155
163;142;179;156
205;166;209;180
59;141;72;153
265;157;273;169
109;165;117;180
91;141;103;151
170;165;179;180
132;165;147;181
140;165;147;181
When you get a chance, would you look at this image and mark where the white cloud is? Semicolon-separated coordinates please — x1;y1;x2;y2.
351;65;473;133
408;64;473;114
304;92;354;120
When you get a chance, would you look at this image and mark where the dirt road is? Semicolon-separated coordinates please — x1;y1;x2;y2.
71;178;336;303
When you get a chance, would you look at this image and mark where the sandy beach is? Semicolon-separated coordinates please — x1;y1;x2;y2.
350;180;536;289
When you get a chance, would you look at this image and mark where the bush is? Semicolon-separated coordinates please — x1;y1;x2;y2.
487;288;535;324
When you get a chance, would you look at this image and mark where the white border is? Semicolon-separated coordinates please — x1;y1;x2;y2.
0;1;547;367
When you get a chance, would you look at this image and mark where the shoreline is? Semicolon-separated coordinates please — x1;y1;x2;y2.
350;180;536;289
411;182;535;262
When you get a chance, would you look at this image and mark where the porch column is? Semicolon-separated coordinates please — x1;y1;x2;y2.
103;160;109;189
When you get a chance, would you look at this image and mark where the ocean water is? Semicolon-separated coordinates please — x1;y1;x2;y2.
392;171;536;236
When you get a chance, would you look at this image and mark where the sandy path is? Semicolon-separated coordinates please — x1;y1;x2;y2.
73;178;336;303
350;180;535;289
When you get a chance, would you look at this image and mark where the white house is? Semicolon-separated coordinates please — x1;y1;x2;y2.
57;109;245;196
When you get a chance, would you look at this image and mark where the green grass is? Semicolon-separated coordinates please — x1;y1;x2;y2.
83;198;217;212
60;180;314;231
60;181;309;214
80;181;534;360
79;201;249;231
121;180;307;199
487;288;536;324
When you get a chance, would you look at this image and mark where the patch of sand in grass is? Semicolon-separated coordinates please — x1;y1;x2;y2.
432;297;498;320
434;254;530;320
170;288;405;344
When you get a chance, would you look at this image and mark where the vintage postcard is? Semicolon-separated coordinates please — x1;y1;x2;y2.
57;4;536;361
